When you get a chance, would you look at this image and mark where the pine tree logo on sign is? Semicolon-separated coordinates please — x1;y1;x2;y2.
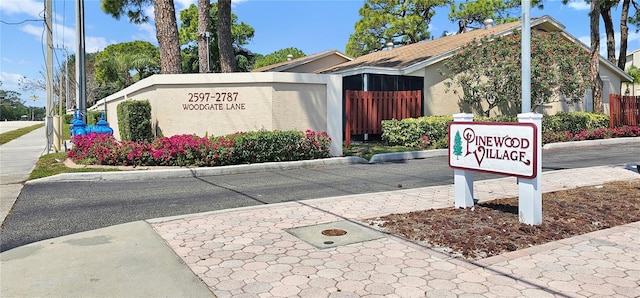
449;122;538;178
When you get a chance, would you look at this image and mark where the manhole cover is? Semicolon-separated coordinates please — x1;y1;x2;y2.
286;221;383;249
321;229;347;236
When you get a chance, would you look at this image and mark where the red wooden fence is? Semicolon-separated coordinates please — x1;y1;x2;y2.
609;94;640;128
345;90;422;147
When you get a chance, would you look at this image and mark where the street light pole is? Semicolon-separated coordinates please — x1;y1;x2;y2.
30;95;38;120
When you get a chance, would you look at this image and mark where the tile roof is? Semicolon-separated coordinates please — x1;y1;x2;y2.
252;49;352;72
320;20;525;74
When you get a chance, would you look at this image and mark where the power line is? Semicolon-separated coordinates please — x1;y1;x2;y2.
0;19;43;25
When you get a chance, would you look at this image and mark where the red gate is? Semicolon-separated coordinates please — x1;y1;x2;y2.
609;94;640;128
345;90;422;147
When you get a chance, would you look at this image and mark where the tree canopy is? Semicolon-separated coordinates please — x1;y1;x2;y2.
0;89;44;121
100;0;182;74
179;3;255;73
441;30;593;116
253;48;306;69
448;0;543;33
95;41;160;90
346;0;449;57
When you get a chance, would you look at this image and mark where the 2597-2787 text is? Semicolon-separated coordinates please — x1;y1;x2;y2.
187;92;238;102
182;91;245;110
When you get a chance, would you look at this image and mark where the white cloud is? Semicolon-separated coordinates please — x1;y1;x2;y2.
174;0;196;10
132;22;158;44
0;0;44;18
85;37;109;53
20;23;43;39
0;72;26;92
20;22;110;54
566;0;590;11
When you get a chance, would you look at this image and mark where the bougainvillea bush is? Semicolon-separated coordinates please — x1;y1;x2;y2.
541;125;640;144
68;130;331;167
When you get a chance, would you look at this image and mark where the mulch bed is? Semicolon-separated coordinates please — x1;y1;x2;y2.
366;179;640;260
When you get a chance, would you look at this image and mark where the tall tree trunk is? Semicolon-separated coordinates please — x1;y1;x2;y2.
154;0;182;74
591;0;604;113
601;5;617;64
618;0;631;69
217;0;236;73
198;0;211;73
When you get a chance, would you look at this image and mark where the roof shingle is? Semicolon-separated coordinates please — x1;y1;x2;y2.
321;20;524;73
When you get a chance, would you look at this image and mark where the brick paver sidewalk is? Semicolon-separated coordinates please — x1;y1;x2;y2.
151;165;640;297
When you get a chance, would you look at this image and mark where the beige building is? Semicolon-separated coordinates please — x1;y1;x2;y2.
257;16;632;117
624;48;640;95
91;72;344;156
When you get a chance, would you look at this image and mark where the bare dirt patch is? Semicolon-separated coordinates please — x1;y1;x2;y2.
366;179;640;260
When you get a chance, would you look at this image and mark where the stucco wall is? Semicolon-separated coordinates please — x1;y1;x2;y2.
91;72;343;156
416;60;622;117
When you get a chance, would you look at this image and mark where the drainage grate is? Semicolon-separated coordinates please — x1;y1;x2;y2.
286;220;384;249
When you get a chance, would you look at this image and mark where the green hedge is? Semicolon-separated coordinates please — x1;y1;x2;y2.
381;116;453;148
62;111;101;125
117;100;153;142
541;112;609;134
381;112;612;148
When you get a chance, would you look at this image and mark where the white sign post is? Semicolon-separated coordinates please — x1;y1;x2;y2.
449;113;542;225
517;113;542;225
452;113;475;208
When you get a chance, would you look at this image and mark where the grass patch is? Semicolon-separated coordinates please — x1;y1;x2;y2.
0;123;44;145
343;142;420;160
29;152;120;180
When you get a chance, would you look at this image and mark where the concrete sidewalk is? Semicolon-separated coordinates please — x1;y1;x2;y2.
1;123;639;297
148;164;640;297
0;125;47;225
2;165;637;297
1;221;214;297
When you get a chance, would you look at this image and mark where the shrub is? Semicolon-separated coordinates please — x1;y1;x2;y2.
382;116;452;147
382;112;618;148
117;100;153;142
68;129;332;167
542;112;609;134
474;115;518;123
541;125;639;144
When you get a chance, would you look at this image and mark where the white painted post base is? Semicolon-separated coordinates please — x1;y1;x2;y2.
453;113;475;208
517;113;543;225
454;169;474;208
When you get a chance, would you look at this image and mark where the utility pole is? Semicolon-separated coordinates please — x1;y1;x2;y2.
76;0;87;123
45;0;54;152
53;47;67;151
521;0;531;113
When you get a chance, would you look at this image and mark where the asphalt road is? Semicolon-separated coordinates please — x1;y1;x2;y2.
1;144;638;252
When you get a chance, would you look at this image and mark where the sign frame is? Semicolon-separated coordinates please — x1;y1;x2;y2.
448;121;539;179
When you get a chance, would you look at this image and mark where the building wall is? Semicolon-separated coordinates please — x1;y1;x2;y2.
91;72;343;156
624;49;640;95
415;60;622;117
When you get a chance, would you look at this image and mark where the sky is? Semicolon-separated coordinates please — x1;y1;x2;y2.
1;0;638;108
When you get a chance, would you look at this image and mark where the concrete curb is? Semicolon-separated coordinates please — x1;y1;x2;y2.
369;149;448;163
26;156;369;184
25;137;640;184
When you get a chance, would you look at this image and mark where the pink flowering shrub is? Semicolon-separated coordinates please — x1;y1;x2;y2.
68;130;331;167
542;125;639;144
417;136;431;149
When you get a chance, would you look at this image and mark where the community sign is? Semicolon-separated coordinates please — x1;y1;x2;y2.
448;122;538;179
